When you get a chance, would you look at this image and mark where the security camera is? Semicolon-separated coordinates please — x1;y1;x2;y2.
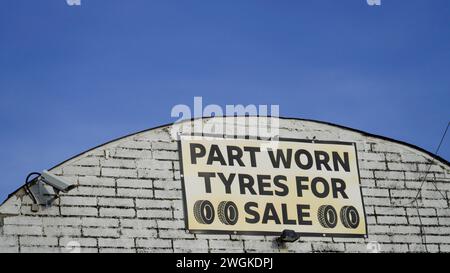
39;170;76;193
23;170;77;211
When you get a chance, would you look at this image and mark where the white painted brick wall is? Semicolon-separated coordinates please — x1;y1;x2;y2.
0;117;449;253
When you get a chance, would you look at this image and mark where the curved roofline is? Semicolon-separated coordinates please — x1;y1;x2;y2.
2;115;448;205
50;115;449;170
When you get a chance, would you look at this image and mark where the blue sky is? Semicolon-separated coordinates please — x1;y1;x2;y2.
0;0;449;200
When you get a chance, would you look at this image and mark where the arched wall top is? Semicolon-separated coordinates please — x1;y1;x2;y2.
49;116;449;170
2;116;449;204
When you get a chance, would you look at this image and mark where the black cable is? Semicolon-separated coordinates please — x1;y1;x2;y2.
410;121;449;203
24;172;41;205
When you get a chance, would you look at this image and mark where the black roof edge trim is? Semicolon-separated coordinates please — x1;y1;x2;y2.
2;115;449;206
49;115;449;170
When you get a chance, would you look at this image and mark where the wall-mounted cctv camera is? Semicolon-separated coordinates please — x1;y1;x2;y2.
25;170;76;211
39;170;76;193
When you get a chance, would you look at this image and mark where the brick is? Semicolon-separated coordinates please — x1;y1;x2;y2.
363;197;391;206
61;206;98;217
158;229;195;239
286;242;313;253
376;180;405;189
117;178;153;189
343;243;367;253
120;219;157;229
0;246;19;253
98;238;135;248
72;157;100;167
100;158;136;169
374;171;404;180
438;217;450;226
154;190;182;199
136;238;172;248
136;129;171;141
361;161;386;170
137;209;173;219
21;204;62;216
417;163;445;173
209;240;243;250
83;227;120;238
406;208;436;217
388;162;417;172
99;248;134;253
59;237;97;248
157;220;185;229
78;176;115;187
44;226;81;237
82;217;119;227
21;246;61;253
153;150;179;160
390;189;420;198
113;148;152;159
73;186;116;197
98;197;135;208
422;199;448;208
19;236;58;246
377;216;408;225
390;235;423;244
388;225;421;235
118;141;152;150
42;217;81;227
152;141;178;151
359;170;374;179
136;159;173;170
99;208;136;218
136;199;173;209
121;228;157;238
312;242;346;252
117;188;153;198
378;243;409;253
362;188;389;197
385;153;401;162
401;153;427;163
102;168;137;178
60;196;97;207
407;216;439;225
375;207;406;216
359;153;385;162
137;169;174;179
3;216;42;226
173;239;208;252
153;180;182;190
244;240;278;251
423;226;450;235
425;235;450;244
404;172;427;181
0;236;18;247
63;166;101;176
3;225;43;236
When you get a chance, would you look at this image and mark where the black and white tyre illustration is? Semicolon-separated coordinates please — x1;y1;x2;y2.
340;206;360;229
193;200;215;225
218;201;239;225
317;205;338;228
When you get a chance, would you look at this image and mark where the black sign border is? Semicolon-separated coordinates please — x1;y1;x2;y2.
177;133;368;239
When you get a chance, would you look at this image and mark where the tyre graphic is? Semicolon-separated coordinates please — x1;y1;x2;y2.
193;200;215;225
340;206;360;229
317;205;338;228
218;201;239;225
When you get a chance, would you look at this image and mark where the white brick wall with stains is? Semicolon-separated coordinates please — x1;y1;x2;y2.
0;117;449;253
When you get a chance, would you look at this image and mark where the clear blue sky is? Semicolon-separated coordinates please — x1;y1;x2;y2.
0;0;449;200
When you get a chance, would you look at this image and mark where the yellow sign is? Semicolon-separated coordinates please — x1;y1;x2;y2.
178;135;367;237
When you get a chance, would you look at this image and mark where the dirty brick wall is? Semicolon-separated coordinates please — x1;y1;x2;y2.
0;117;449;253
